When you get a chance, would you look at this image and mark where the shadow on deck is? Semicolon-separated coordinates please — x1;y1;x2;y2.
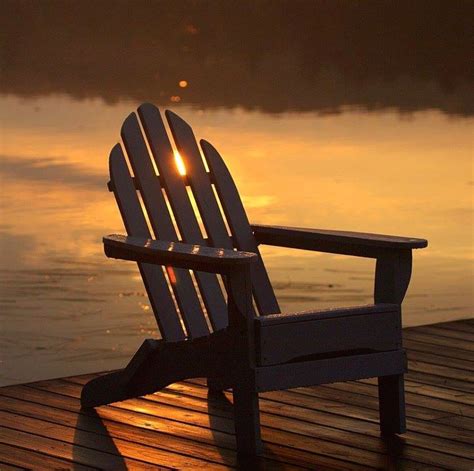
1;319;473;470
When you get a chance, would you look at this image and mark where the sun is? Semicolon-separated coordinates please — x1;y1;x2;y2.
174;150;186;175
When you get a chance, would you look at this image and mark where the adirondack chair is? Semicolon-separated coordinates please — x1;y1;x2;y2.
81;103;428;455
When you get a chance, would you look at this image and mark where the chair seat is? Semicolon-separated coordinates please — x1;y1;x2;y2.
255;304;402;366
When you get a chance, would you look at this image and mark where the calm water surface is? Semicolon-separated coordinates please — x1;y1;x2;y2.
1;2;473;385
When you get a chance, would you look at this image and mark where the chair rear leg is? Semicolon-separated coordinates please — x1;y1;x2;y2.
233;377;262;455
82;333;230;408
378;373;407;435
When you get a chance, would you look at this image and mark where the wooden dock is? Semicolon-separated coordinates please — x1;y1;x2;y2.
1;318;473;470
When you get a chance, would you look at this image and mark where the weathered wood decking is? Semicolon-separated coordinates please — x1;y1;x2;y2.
1;319;473;470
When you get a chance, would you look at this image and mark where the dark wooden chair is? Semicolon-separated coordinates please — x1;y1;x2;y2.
81;103;428;455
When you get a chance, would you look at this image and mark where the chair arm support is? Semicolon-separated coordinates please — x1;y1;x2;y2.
103;234;257;275
251;224;427;258
374;251;413;304
252;224;427;305
104;234;257;363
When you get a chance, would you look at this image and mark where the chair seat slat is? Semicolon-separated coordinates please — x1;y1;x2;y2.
201;140;280;315
109;144;185;341
138;104;227;331
121;114;209;339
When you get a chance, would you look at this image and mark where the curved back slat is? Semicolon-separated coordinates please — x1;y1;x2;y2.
165;110;233;249
201;140;280;315
109;144;185;341
120;113;209;338
138;103;227;331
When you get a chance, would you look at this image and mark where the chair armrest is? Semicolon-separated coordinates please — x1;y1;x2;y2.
252;224;427;258
103;234;257;274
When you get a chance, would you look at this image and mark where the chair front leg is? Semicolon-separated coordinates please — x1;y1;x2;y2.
378;373;407;434
227;265;262;455
374;249;411;435
233;372;261;455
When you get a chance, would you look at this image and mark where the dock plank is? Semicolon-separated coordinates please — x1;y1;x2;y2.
0;394;237;466
0;318;472;470
403;337;474;362
0;411;227;470
20;381;383;469
415;324;474;342
0;442;83;471
435;320;474;335
0;426;162;470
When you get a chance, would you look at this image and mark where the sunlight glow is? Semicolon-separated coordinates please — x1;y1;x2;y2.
174;150;187;175
166;266;177;284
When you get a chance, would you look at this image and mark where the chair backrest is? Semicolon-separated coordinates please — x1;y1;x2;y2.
109;103;280;340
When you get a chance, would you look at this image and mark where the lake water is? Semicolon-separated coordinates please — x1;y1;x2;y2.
1;2;473;386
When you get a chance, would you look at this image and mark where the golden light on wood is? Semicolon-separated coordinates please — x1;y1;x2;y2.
179;80;188;88
166;266;177;284
174;150;186;175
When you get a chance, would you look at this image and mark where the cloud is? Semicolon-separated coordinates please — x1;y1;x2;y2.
0;155;104;190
